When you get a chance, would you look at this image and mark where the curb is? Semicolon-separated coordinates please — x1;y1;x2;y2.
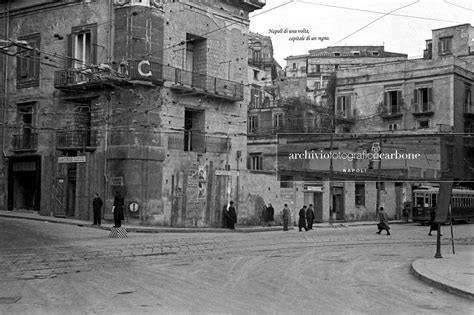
0;212;410;233
411;260;474;300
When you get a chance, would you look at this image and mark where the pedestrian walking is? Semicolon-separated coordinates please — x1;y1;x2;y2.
306;204;315;230
428;208;441;236
227;201;237;230
298;205;308;232
261;205;268;227
376;206;391;235
282;204;291;231
266;203;274;226
112;191;125;228
92;193;103;226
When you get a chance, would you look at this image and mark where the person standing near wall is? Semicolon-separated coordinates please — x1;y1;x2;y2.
299;205;308;232
267;203;274;226
282;204;291;231
92;193;103;227
112;191;125;228
228;201;237;230
306;204;315;230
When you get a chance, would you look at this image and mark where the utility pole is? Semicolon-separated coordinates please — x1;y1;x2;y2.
375;137;382;217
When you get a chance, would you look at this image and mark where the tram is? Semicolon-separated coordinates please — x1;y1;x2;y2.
412;186;474;224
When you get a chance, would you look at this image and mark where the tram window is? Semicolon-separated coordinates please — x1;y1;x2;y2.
424;195;429;207
416;196;424;207
431;194;437;207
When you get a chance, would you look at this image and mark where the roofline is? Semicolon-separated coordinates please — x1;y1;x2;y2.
431;23;472;32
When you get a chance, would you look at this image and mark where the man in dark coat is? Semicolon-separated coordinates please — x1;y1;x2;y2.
376;206;391;235
227;201;237;230
92;193;103;226
261;205;268;227
306;204;315;230
112;191;125;228
222;204;229;228
266;203;274;226
282;204;291;231
299;205;308;232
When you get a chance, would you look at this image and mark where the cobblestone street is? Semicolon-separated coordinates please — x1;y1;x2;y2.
1;217;473;314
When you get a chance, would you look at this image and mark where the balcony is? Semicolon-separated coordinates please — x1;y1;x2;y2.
163;66;243;101
167;131;229;153
381;104;403;119
335;110;355;124
56;130;98;151
464;103;474;118
54;61;243;101
12;133;38;152
412;102;434;116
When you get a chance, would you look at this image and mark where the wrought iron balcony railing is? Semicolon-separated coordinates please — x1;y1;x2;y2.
12;133;38;151
166;131;229;153
413;101;434;115
54;61;244;101
56;130;98;149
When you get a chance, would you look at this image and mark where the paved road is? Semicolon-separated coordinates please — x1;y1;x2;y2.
0;217;473;314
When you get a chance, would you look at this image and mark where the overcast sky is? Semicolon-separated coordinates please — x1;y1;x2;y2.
249;0;473;66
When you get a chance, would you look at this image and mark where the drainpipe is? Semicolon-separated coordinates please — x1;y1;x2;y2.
2;0;10;207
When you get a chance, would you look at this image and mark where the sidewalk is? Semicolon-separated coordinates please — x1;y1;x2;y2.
411;247;474;300
0;210;405;233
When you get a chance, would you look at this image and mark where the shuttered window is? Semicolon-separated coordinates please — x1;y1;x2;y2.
17;33;41;89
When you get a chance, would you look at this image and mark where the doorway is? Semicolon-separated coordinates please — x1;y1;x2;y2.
333;186;344;220
303;191;323;222
8;157;41;211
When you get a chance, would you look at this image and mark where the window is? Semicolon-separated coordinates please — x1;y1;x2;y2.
336;95;351;117
465;87;472;113
418;120;430;129
352;51;360;56
376;182;385;191
248;115;259;134
250;88;261;108
292;63;296;70
252;50;262;62
17;33;40;88
333;52;341;57
273;113;284;131
388;123;400;131
184;109;205;152
248;153;263;170
68;24;97;69
280;175;294;188
409;167;422;178
334;64;339;70
371;51;380;56
438;37;452;55
384;90;402;114
253;70;259;80
414;87;433;113
355;182;365;206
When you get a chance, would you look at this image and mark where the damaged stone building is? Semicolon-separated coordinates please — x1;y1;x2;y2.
0;0;266;227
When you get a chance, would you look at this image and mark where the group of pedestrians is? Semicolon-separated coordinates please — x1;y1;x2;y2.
261;203;275;226
91;191;124;228
298;204;315;231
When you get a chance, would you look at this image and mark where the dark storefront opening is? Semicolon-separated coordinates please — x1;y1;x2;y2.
8;157;41;211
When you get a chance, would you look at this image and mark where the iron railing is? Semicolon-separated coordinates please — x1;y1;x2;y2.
12;133;38;151
56;130;98;148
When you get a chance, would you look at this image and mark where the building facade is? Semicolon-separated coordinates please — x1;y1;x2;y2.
0;0;265;227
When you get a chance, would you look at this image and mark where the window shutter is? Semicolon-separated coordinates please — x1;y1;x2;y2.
413;89;418;112
258;156;263;170
33;37;40;81
397;90;402;106
346;96;351;116
91;25;98;65
428;87;433;110
66;34;73;68
246;156;251;170
383;92;388;112
336;97;342;112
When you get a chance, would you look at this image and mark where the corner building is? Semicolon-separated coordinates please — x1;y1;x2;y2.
0;0;265;227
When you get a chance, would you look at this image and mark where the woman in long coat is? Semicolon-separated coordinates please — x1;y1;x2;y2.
112;191;125;228
282;204;291;231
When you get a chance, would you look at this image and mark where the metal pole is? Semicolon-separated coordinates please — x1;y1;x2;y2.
329;132;334;225
449;205;455;254
434;223;442;258
375;138;382;217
